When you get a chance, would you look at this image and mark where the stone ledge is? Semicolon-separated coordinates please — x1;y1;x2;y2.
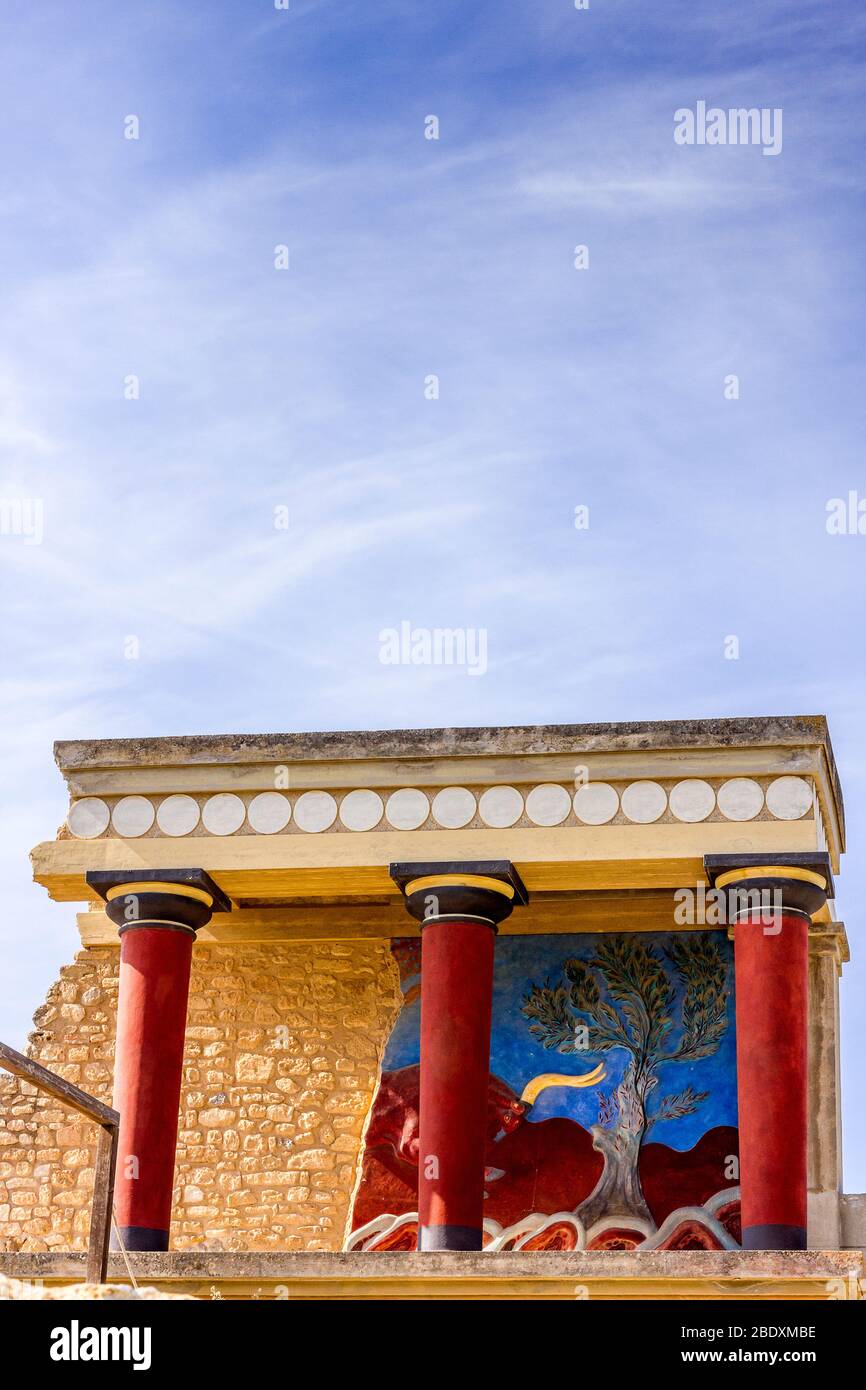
54;716;835;768
3;1250;862;1301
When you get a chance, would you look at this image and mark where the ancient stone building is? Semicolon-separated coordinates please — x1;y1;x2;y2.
1;717;864;1297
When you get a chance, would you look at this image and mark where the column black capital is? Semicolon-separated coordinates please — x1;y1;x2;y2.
86;868;232;936
390;859;528;928
704;851;833;922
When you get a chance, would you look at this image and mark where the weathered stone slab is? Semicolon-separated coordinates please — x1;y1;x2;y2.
2;1249;862;1301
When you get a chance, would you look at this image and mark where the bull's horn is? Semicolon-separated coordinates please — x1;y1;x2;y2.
520;1063;606;1105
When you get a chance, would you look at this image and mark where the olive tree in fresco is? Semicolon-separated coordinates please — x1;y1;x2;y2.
521;934;730;1229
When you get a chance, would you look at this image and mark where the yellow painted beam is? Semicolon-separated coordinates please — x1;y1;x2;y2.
34;819;819;904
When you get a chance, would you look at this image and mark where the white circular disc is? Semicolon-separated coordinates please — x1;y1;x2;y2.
67;798;110;839
431;787;476;829
478;786;524;828
111;796;155;838
766;776;813;820
339;789;384;831
156;794;201;836
247;791;292;834
385;788;430;830
573;782;619;825
668;779;716;823
525;784;572;826
621;781;668;824
717;778;764;822
293;790;338;833
202;793;246;836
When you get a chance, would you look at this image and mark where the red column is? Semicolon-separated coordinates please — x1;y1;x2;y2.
86;870;230;1252
418;918;495;1250
706;854;831;1252
390;861;528;1252
734;910;808;1250
112;927;195;1250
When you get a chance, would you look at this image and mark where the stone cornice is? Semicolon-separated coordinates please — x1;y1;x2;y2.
53;714;840;772
33;716;844;908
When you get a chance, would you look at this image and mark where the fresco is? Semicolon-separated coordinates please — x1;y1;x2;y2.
348;931;740;1251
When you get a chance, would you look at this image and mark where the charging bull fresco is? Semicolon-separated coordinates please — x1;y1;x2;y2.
348;931;740;1251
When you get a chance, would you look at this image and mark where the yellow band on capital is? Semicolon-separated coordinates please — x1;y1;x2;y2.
105;881;214;907
404;874;515;899
714;865;826;892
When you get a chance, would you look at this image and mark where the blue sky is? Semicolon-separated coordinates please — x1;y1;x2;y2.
1;1;865;1185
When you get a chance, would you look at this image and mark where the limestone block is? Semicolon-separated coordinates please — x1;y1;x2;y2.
0;940;401;1253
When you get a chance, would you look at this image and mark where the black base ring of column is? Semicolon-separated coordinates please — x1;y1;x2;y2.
418;913;497;930
729;905;812;928
418;1224;483;1252
111;1225;170;1252
742;1223;806;1251
116;920;197;937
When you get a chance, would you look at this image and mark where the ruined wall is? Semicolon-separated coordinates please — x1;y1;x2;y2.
0;940;402;1253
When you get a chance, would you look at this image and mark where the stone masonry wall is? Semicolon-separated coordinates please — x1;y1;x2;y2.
0;940;402;1253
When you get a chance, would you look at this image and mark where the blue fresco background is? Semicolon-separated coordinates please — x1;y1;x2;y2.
385;931;737;1151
